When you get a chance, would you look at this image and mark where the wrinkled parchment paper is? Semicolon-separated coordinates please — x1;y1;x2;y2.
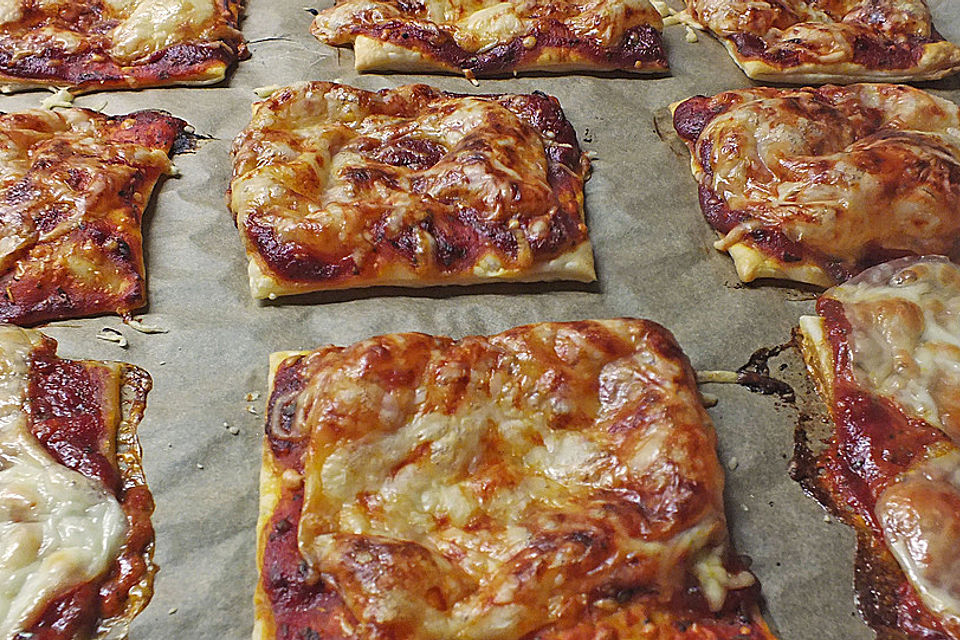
3;1;958;637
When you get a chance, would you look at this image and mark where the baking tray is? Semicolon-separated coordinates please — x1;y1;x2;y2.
4;0;958;637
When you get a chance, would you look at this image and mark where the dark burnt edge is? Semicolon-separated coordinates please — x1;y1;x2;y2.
171;128;212;155
100;109;191;154
348;20;667;75
735;337;797;402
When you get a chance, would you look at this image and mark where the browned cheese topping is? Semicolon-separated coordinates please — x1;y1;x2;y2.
229;82;595;299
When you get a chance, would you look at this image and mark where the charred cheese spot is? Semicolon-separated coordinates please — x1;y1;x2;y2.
229;82;595;299
258;320;768;639
687;0;960;81
674;84;960;286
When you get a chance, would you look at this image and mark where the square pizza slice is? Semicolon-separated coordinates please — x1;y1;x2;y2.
310;0;667;76
0;0;247;93
0;107;187;325
671;83;960;288
683;0;960;82
255;318;776;640
228;82;596;300
796;255;960;639
0;325;154;639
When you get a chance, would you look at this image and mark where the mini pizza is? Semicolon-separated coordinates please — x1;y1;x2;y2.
0;107;187;326
683;0;960;82
671;83;960;288
310;0;667;76
0;324;154;639
255;318;776;640
0;0;246;93
796;256;960;639
228;82;595;299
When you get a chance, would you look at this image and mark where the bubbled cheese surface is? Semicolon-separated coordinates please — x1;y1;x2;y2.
280;319;754;639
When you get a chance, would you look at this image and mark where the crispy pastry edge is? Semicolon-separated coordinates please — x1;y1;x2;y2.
253;351;309;640
246;240;596;299
92;362;155;640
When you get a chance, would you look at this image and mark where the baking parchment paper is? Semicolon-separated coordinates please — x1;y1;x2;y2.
3;1;958;637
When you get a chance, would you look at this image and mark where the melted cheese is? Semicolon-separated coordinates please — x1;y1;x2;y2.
454;3;527;51
0;0;21;26
824;257;960;443
109;0;216;63
806;257;960;635
0;327;126;637
687;84;960;285
278;320;752;638
877;450;960;634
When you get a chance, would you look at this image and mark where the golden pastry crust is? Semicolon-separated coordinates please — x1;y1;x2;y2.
0;108;187;325
310;0;667;75
0;325;154;640
0;0;247;93
685;0;960;82
671;84;960;287
229;82;596;299
255;319;775;640
796;257;960;639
